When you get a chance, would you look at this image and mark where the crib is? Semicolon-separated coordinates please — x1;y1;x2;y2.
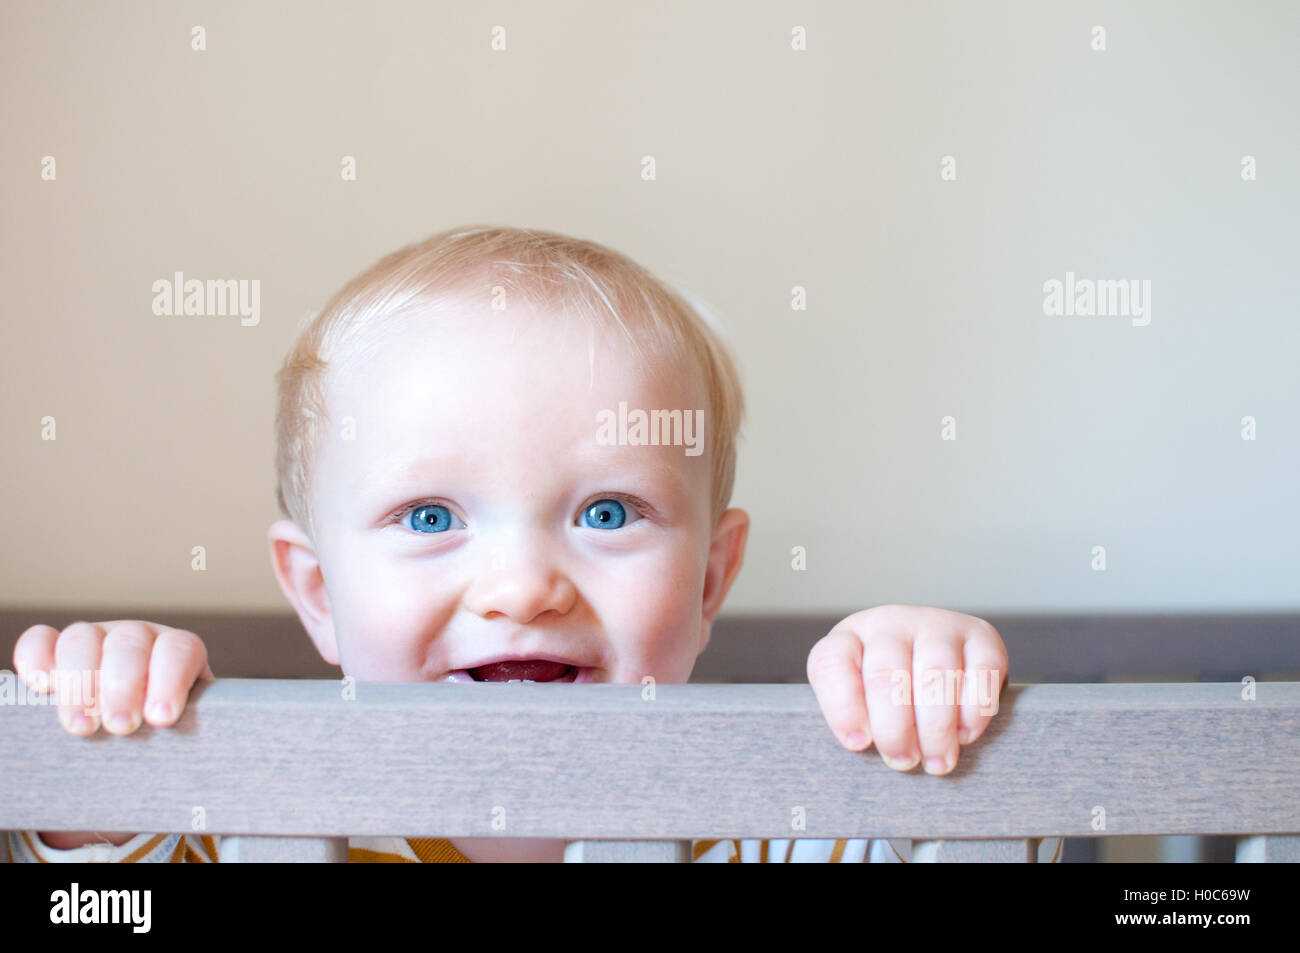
2;678;1297;862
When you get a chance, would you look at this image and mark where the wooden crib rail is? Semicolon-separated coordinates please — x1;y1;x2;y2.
2;678;1298;862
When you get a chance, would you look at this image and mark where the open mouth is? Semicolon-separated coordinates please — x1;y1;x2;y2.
444;660;586;683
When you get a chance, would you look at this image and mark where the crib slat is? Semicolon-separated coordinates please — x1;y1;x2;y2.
911;839;1036;862
221;835;348;862
564;840;691;863
4;681;1300;841
1235;835;1300;862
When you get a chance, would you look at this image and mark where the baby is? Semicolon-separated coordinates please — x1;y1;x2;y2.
11;225;1035;863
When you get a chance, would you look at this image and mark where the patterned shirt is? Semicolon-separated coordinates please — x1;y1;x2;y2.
7;831;1065;863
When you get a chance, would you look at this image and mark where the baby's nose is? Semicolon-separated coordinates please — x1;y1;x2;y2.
462;548;578;623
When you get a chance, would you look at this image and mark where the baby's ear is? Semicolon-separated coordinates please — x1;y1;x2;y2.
700;507;750;626
267;520;340;665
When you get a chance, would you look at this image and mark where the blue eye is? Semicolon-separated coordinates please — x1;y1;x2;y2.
581;499;626;529
407;504;456;533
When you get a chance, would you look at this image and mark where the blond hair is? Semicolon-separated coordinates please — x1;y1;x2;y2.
274;225;745;545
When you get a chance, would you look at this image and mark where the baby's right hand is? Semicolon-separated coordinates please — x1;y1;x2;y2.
13;621;213;736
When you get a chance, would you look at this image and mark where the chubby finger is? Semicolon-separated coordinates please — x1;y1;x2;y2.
960;622;1009;745
52;622;106;735
806;629;872;750
13;624;60;693
143;629;210;726
99;622;158;735
862;636;920;771
912;637;964;775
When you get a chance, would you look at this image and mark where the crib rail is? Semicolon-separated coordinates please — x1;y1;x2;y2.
2;678;1298;862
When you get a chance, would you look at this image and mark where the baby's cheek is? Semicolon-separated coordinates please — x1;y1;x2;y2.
632;569;707;681
333;563;435;679
336;620;423;680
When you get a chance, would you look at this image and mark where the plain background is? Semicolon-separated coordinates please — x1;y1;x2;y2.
2;0;1297;616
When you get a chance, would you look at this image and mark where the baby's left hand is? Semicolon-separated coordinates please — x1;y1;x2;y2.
806;605;1008;774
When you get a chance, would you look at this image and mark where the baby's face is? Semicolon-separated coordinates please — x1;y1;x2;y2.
276;301;746;686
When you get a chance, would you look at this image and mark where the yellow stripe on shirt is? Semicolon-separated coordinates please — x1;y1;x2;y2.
407;838;472;863
21;831;47;863
692;839;719;860
349;847;417;863
122;834;167;863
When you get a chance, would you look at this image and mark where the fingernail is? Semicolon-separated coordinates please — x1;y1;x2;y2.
147;700;171;722
107;712;138;734
958;727;972;744
71;712;97;733
845;730;867;749
925;752;955;775
882;750;918;771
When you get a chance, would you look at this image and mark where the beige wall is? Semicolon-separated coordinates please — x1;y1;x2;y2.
2;1;1296;614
